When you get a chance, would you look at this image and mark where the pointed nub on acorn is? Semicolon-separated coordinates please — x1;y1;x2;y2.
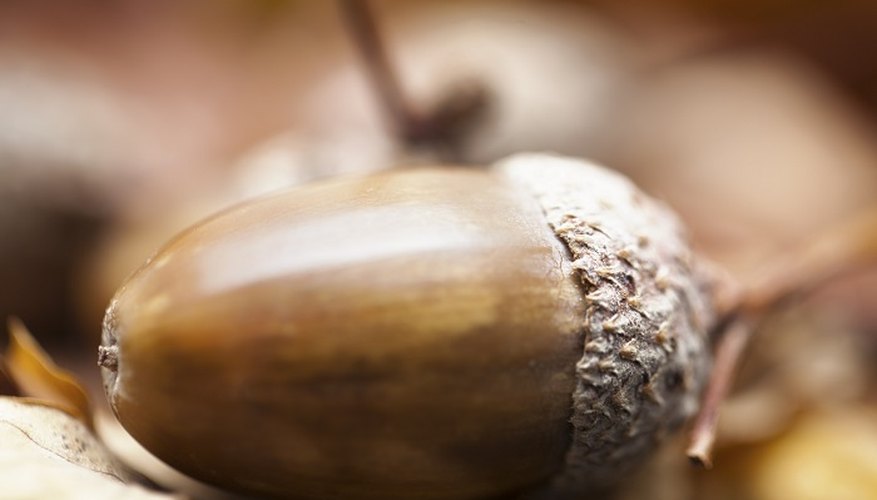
99;154;719;499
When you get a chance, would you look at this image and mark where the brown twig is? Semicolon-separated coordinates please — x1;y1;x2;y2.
742;206;877;317
687;205;877;467
337;0;489;159
686;318;752;468
337;0;423;142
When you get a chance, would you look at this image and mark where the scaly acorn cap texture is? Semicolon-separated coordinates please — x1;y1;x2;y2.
100;153;720;499
495;154;717;495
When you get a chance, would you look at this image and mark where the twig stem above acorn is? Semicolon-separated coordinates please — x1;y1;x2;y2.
338;0;489;160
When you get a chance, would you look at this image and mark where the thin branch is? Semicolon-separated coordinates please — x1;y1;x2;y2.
686;318;752;468
337;0;489;159
742;206;877;316
688;204;877;467
337;0;425;142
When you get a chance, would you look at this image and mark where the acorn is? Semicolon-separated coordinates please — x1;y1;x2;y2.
99;154;720;499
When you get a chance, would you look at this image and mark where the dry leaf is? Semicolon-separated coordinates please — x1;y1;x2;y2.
0;358;20;396
749;408;877;500
0;321;181;498
0;397;179;499
4;317;92;426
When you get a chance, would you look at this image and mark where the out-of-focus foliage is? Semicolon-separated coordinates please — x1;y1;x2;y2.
0;321;177;498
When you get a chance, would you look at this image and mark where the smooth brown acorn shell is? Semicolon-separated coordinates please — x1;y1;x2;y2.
100;154;718;499
102;165;588;499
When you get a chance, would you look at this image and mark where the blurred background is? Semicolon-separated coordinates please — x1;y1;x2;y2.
1;1;876;498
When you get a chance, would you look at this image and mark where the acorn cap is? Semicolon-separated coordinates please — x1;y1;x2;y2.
495;154;718;493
